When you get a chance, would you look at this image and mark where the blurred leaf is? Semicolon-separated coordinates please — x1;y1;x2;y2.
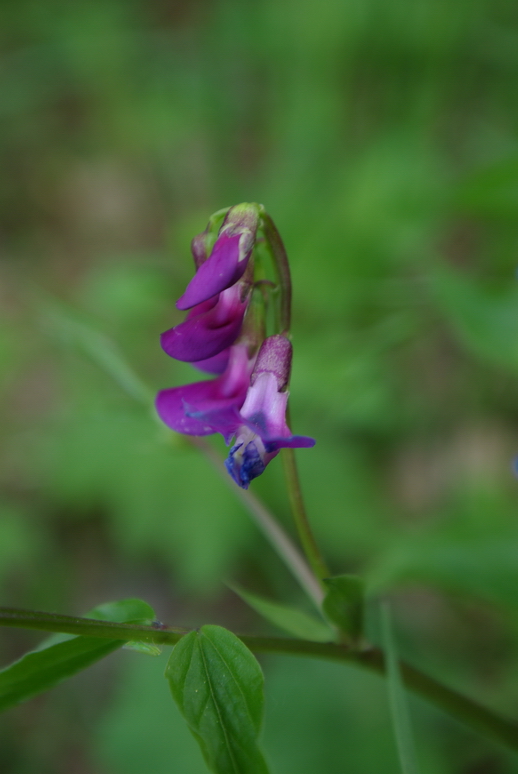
80;264;170;325
381;603;420;774
322;575;364;640
457;155;518;221
43;301;154;405
123;641;162;656
229;584;333;642
0;598;155;712
41;409;251;590
432;266;518;372
0;504;47;592
166;625;270;774
87;599;155;624
367;533;518;612
95;651;204;774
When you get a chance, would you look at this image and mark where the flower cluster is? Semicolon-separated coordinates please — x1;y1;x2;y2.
156;203;315;488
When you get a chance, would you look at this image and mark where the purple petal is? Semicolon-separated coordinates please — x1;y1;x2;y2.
192;349;230;375
262;434;316;451
156;380;243;437
160;313;243;363
241;413;316;450
176;233;248;310
161;288;247;363
184;403;242;443
156;344;253;438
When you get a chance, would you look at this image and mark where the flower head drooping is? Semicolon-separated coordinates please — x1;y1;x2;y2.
156;203;315;488
225;335;315;489
160;205;258;366
176;203;259;311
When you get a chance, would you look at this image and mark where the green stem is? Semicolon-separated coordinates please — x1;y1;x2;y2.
0;607;187;643
260;212;292;334
281;445;330;583
1;607;517;752
260;212;329;583
191;437;324;608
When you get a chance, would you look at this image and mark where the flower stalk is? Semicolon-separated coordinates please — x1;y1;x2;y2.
258;210;329;582
282;443;330;584
156;203;316;491
260;210;292;334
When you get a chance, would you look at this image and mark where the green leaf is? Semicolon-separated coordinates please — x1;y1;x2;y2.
166;625;270;774
381;603;420;774
123;642;162;656
322;575;364;640
87;598;155;625
42;301;154;405
229;584;333;642
0;598;155;712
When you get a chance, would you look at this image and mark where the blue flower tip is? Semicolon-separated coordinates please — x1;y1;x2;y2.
225;441;265;489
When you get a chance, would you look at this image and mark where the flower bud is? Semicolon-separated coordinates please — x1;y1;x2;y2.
224;335;314;489
176;203;260;311
250;334;292;391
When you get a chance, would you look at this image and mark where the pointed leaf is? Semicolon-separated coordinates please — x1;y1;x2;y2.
230;584;333;642
381;603;421;774
0;598;155;712
166;624;270;774
123;642;162;656
323;574;364;639
87;598;155;625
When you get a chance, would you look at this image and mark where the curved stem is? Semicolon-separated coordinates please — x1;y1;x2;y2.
1;607;517;752
281;445;330;583
260;213;292;334
260;213;328;583
191;437;324;608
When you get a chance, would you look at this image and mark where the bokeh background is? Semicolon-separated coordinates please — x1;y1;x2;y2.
1;0;518;771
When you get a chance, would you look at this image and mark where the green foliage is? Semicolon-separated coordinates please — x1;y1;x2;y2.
0;599;154;713
432;266;518;373
95;651;204;774
123;641;162;656
322;575;365;640
229;584;333;642
166;626;270;774
1;0;518;770
43;301;154;406
381;604;421;774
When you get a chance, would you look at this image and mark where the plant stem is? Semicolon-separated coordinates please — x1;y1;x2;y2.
191;437;324;608
1;607;517;752
260;212;292;334
261;212;329;584
281;446;330;583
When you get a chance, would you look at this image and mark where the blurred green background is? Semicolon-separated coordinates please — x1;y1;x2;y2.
1;0;518;771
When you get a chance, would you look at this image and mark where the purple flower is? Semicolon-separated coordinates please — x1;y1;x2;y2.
176;204;259;311
155;203;315;489
224;336;315;489
155;344;253;440
191;348;230;375
160;282;249;364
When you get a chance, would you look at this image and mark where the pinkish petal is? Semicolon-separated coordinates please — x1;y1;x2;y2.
176;233;247;310
156;380;242;437
156;344;253;438
192;349;230;375
161;286;247;362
